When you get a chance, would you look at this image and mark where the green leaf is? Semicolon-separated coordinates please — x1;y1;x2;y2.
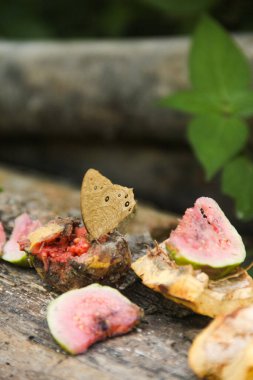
229;91;253;117
160;91;236;115
162;89;253;118
188;115;249;179
162;90;223;115
139;0;216;16
222;157;253;220
162;17;253;119
190;16;251;96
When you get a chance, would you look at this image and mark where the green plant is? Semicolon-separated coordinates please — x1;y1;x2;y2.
163;15;253;220
139;0;217;16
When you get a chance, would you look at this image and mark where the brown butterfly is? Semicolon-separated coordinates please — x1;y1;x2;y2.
81;169;136;240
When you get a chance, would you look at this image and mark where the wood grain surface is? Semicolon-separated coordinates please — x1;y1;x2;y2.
0;166;208;380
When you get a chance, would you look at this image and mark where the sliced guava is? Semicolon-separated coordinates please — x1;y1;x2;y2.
0;222;6;254
166;197;246;270
47;283;143;354
2;213;41;267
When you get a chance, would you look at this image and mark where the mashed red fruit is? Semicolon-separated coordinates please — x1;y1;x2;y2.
22;217;132;292
31;227;91;264
67;238;90;256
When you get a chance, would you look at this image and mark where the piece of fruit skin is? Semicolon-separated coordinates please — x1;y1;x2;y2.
189;305;253;380
28;222;64;251
1;213;41;267
166;197;246;273
0;222;6;255
47;283;143;354
132;243;253;318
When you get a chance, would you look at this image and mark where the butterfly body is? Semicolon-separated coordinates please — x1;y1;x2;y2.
81;169;136;240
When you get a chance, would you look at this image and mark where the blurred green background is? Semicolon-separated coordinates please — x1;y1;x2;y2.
0;0;252;39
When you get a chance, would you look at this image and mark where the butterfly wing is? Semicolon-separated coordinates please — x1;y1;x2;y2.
85;185;136;239
81;170;136;240
81;169;113;239
81;168;112;192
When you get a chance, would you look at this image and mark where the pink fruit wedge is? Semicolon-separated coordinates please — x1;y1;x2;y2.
166;197;246;270
2;213;41;267
47;284;143;354
0;222;6;254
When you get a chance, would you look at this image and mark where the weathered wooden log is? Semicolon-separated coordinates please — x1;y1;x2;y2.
0;166;207;380
0;36;252;142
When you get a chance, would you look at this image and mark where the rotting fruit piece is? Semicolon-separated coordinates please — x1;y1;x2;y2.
166;197;246;274
47;283;143;354
132;242;253;318
21;217;132;292
132;197;251;318
189;305;253;380
1;213;41;267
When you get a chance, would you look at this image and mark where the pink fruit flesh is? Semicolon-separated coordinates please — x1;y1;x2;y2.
0;223;6;252
48;285;142;354
4;214;41;259
30;227;91;265
167;197;245;267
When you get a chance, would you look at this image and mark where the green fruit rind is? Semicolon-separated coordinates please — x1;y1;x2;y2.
1;250;32;267
166;243;239;279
